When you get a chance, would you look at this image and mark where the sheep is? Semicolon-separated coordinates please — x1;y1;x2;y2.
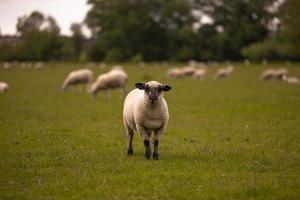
274;68;289;80
35;62;44;69
283;76;300;85
89;67;128;98
188;60;197;67
244;59;250;66
215;66;234;79
0;82;9;92
3;62;10;69
123;81;172;160
260;68;277;81
62;69;93;91
166;68;185;78
166;65;198;78
260;68;289;81
181;66;196;76
193;68;206;80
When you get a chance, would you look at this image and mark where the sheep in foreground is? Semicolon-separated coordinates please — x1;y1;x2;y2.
0;82;9;92
89;67;128;98
123;81;172;160
62;69;93;91
283;76;300;85
215;66;234;79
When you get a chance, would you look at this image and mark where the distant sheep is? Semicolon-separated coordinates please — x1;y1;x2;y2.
123;81;172;160
3;62;10;69
89;66;128;98
166;65;207;79
215;66;234;79
181;66;196;76
193;68;206;80
260;68;289;81
62;69;93;90
35;62;44;69
166;68;185;78
260;68;277;81
0;82;9;92
283;76;300;85
275;68;289;80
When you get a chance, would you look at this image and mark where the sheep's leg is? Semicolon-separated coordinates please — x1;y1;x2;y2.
86;83;92;93
104;89;111;99
120;87;127;98
153;126;166;160
127;128;134;155
137;126;151;159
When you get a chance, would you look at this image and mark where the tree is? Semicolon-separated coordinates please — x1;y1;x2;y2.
242;0;300;60
193;0;278;59
85;0;195;61
17;11;45;34
15;11;62;61
70;23;84;61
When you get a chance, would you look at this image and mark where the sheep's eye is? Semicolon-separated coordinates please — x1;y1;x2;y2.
145;86;149;92
158;87;162;93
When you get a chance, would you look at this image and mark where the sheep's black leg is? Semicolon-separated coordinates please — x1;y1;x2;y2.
153;126;165;160
153;139;159;160
137;126;151;159
144;140;151;159
127;129;134;155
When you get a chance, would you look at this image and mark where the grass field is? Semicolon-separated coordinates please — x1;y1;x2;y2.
0;63;299;199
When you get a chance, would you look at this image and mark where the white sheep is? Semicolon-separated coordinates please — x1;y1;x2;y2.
89;67;128;98
260;68;277;81
275;68;289;80
193;68;206;80
0;82;9;92
215;66;234;79
3;62;10;69
260;68;289;81
166;65;199;79
123;81;172;160
35;62;44;69
181;66;196;76
62;69;93;91
166;68;185;78
283;76;300;85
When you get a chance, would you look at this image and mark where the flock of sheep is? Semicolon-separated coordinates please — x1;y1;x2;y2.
0;61;299;94
166;64;235;80
260;68;300;84
0;61;299;160
166;61;299;83
62;66;128;98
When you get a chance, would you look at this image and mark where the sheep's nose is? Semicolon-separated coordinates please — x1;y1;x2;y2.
150;95;157;101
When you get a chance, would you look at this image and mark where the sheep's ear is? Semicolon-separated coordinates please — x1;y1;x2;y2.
135;83;146;90
162;84;172;92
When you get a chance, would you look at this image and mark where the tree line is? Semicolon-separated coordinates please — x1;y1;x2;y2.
0;0;299;62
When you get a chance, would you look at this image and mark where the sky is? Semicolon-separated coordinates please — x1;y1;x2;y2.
0;0;91;36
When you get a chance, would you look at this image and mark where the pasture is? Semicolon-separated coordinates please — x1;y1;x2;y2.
0;63;299;199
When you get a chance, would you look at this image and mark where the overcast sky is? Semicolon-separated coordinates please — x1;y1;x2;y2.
0;0;90;36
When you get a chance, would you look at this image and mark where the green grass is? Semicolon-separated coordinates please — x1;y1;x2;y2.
0;62;299;199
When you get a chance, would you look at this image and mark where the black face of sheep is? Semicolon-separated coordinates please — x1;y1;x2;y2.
135;82;172;104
